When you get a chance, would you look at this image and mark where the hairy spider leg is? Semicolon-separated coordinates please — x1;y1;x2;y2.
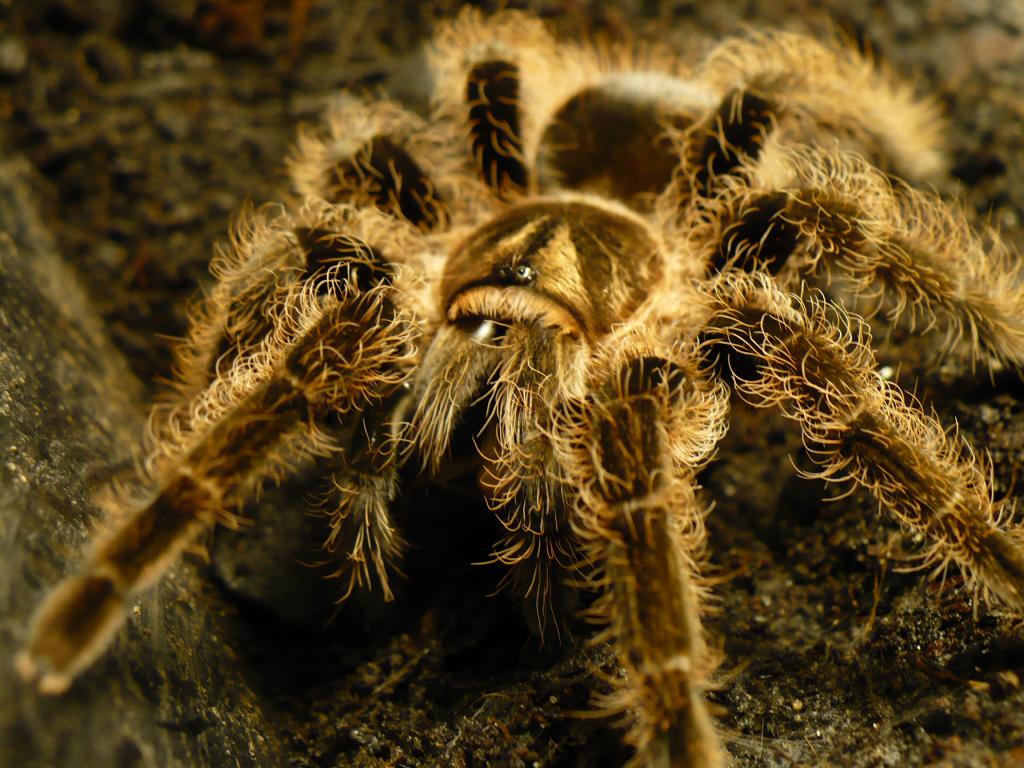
158;202;423;602
674;29;945;206
173;203;420;602
17;211;416;693
705;274;1024;610
289;95;458;231
553;342;729;768
430;9;557;197
683;147;1024;368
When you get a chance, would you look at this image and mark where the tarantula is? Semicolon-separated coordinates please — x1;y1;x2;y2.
18;10;1024;767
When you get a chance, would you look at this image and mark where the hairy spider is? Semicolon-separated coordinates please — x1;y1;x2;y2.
17;9;1024;766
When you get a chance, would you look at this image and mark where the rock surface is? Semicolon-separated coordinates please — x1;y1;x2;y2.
2;1;1024;767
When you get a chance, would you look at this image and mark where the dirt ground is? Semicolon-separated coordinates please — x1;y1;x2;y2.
2;1;1024;766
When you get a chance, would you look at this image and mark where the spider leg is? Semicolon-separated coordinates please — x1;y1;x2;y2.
288;94;459;231
17;209;417;694
676;30;944;203
687;148;1024;368
553;337;729;768
156;207;423;603
431;9;553;197
317;405;405;603
706;273;1024;609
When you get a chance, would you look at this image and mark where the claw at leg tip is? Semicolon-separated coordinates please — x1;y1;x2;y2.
14;649;37;683
39;672;72;695
15;648;72;695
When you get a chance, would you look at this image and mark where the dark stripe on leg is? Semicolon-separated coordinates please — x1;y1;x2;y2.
293;227;393;293
466;60;529;194
326;136;449;230
709;192;800;274
690;89;775;196
707;191;868;276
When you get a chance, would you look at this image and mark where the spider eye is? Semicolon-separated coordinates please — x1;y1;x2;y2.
495;262;537;285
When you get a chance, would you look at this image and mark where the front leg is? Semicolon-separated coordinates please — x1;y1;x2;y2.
554;347;729;768
17;219;416;694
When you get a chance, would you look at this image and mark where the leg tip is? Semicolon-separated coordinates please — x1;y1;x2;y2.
19;573;127;695
39;671;73;696
15;649;72;695
14;649;38;683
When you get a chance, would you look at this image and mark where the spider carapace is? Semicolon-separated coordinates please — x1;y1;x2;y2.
18;10;1024;767
443;201;660;334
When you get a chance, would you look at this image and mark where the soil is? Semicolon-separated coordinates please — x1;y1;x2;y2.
2;1;1024;767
